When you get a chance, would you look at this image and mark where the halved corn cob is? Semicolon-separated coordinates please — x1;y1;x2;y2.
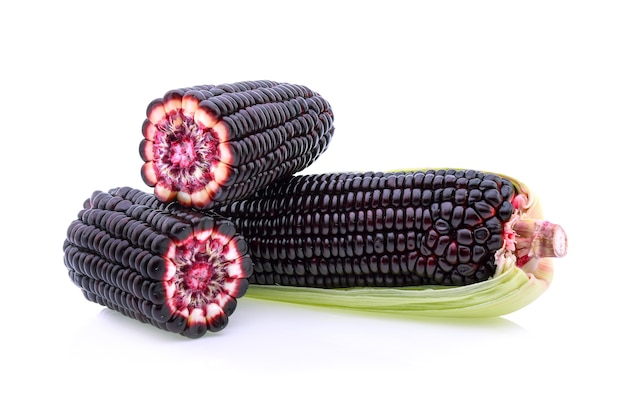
216;169;567;317
140;80;334;209
63;187;252;338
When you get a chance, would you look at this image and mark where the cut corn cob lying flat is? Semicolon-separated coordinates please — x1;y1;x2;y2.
63;187;252;338
140;80;334;209
217;169;567;317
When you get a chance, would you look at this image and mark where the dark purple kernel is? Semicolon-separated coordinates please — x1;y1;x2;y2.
483;188;503;207
423;172;434;187
113;240;130;263
457;263;477;276
433;189;443;203
411;188;422;204
421;189;433;206
474;269;490;283
445;243;458;265
390;255;402;275
403;174;414;189
433;268;445;284
458;245;471;263
465;170;477;179
371;209;383;231
484;174;502;185
498;202;514;221
355;211;366;232
478;179;498;190
426;230;438;249
394;208;405;230
432;174;444;189
472;245;488;263
351;235;364;256
385;232;396;253
463;208;482;226
400;187;412;207
434;219;450;234
312;237;323;257
451;206;464;228
473;227;490;243
441;187;455;201
384;207;395;229
457;229;473;245
500;183;514;200
455;188;467;205
395;233;406;252
468;177;481;188
379;255;391;275
468;189;483;203
413;172;424;186
444;173;457;187
183;322;208;339
485;217;503;234
366;210;376;232
440;201;453;220
422;209;432;230
474;201;496;219
450;272;465;286
438;258;454;273
430;203;441;221
405;207;415;228
426;256;437;277
434;235;450;256
373;233;385;254
165;314;187;334
487;234;503;251
381;188;392;205
405;232;417;250
414;208;423;230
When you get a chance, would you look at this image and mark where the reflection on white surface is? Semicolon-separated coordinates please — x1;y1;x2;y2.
69;298;528;366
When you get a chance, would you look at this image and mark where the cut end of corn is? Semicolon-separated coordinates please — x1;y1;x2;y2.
140;80;334;209
63;187;252;338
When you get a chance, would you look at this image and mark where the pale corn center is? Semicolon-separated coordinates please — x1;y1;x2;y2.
170;236;229;313
153;110;218;191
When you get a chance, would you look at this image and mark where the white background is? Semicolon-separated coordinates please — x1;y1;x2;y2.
2;1;624;411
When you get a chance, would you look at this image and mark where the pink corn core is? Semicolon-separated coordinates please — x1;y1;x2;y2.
512;219;568;268
168;235;232;315
152;110;219;192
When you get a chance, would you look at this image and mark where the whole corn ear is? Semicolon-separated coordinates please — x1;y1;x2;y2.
63;187;252;338
140;80;334;209
216;169;567;317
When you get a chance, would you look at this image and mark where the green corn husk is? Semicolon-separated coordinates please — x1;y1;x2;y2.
244;257;552;318
243;170;563;318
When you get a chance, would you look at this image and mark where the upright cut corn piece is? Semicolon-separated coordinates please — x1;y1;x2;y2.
140;80;334;209
216;169;567;317
63;187;252;338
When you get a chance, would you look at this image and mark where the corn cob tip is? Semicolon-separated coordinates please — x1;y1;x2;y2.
512;219;568;261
